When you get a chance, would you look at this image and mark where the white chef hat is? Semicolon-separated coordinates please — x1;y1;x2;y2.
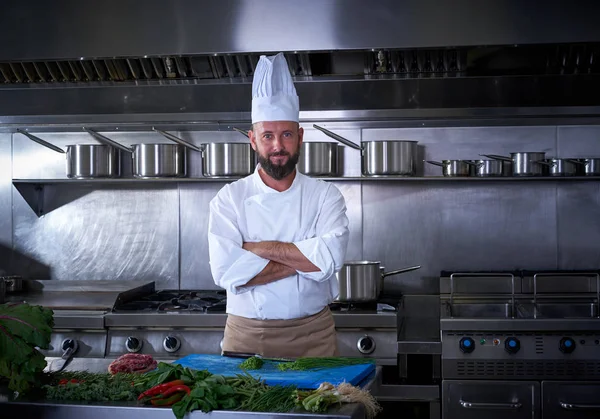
251;53;299;124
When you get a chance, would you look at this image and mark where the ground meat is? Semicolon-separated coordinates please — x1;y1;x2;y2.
108;353;157;375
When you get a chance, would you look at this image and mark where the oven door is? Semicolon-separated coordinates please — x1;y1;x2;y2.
543;381;600;419
443;380;540;419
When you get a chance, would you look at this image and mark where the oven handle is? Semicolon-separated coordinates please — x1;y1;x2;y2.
460;400;522;410
561;401;600;410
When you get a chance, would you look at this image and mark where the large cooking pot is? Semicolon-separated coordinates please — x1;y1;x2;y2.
297;142;339;177
426;160;474;177
313;124;418;177
200;142;256;178
336;262;421;302
482;152;548;176
17;129;121;178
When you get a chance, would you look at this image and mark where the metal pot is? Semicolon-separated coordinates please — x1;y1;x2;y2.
2;276;23;293
465;159;505;177
541;158;581;177
17;129;121;178
482;152;547;176
200;142;256;178
297;142;339;177
132;143;187;178
336;262;421;302
426;160;473;177
580;158;600;176
313;124;418;176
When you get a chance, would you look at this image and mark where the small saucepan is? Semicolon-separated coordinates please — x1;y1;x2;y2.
426;160;474;177
482;152;548;176
336;262;421;302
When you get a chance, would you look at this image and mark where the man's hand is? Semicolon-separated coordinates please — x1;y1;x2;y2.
243;241;320;273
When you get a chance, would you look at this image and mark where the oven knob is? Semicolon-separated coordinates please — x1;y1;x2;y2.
504;337;521;354
357;335;376;354
560;337;576;354
163;336;181;353
459;337;475;353
126;337;143;353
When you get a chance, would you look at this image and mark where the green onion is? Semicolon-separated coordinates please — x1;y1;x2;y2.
277;357;375;371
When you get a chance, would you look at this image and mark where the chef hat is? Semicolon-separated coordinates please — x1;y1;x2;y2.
251;53;299;124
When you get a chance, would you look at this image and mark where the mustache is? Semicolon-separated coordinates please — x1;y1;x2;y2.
268;151;290;157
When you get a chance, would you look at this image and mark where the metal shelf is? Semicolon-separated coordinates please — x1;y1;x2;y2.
11;176;600;217
11;176;600;184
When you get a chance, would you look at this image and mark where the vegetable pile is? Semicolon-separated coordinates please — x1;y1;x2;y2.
238;356;264;370
0;303;54;394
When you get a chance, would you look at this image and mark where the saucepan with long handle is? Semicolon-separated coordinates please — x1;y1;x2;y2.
336;262;421;302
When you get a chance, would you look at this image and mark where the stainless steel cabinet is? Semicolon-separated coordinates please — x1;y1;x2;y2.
542;381;600;419
443;380;540;419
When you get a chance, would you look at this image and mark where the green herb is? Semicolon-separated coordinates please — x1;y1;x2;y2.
239;356;264;370
277;357;376;371
44;372;141;402
294;382;382;419
241;384;296;412
0;303;54;394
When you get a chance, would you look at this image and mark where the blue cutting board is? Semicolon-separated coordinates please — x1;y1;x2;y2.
172;354;375;390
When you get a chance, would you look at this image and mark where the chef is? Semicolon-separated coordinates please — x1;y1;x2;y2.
207;52;350;358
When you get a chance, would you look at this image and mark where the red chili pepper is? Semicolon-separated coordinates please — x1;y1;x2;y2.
160;385;191;398
137;379;185;400
150;392;185;407
58;379;68;385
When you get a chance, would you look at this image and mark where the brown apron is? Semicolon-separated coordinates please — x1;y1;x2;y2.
221;306;338;358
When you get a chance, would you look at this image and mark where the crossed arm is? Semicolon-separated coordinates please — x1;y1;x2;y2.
240;241;319;287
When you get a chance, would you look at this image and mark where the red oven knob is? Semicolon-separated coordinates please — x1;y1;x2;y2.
559;337;576;354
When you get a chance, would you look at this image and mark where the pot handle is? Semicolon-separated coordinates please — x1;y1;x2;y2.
152;127;202;152
535;160;553;167
232;127;250;138
382;265;422;278
83;127;133;153
480;154;512;162
313;124;362;151
425;160;443;167
17;129;65;154
567;158;586;165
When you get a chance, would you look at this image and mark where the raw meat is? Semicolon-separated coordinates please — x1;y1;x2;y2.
108;353;157;375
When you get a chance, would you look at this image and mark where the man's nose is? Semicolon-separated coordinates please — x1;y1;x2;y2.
272;135;285;151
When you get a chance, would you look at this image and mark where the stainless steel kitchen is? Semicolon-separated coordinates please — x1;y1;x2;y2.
1;1;600;419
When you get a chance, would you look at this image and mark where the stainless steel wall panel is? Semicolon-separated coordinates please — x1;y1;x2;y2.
331;182;362;261
557;182;600;270
362;182;558;295
12;185;179;287
179;182;223;290
363;126;557;176
557;125;600;157
1;1;599;60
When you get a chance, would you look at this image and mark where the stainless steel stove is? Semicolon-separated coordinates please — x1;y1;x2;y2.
99;286;399;365
439;270;600;419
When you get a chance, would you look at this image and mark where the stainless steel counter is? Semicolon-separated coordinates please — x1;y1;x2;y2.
0;356;375;419
105;311;397;328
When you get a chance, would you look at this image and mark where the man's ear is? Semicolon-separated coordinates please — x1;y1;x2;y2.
248;129;257;151
298;125;304;148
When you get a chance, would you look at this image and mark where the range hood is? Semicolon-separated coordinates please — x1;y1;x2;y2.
1;0;600;128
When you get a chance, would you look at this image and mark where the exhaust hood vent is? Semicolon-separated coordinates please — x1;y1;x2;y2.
1;43;598;85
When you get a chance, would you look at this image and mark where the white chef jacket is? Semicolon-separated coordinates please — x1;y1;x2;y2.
207;166;350;320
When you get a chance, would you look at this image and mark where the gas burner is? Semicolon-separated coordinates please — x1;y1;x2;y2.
113;289;227;313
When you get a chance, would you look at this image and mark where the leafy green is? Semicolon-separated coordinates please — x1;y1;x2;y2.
132;361;211;391
0;303;54;394
44;372;140;402
172;374;239;419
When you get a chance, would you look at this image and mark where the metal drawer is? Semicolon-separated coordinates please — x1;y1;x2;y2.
443;380;539;419
542;381;600;419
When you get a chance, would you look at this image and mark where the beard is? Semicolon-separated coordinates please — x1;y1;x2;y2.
258;149;300;181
